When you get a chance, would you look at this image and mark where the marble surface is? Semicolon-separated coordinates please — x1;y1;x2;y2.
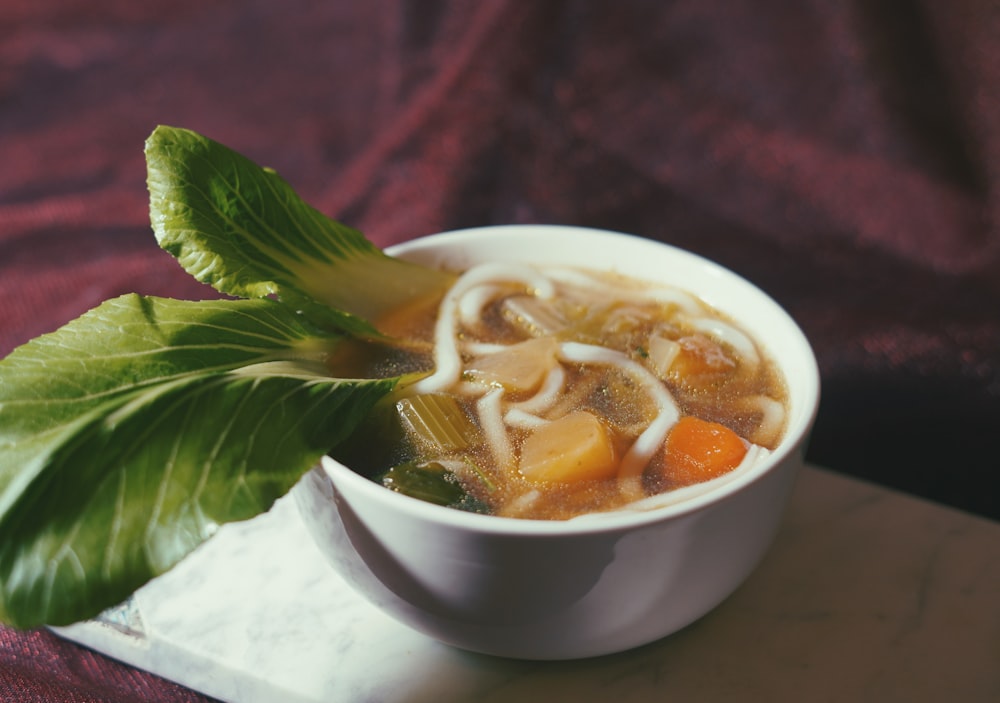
55;466;1000;702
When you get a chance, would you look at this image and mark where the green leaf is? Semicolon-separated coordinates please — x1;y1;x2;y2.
145;125;453;335
0;295;397;628
378;461;471;507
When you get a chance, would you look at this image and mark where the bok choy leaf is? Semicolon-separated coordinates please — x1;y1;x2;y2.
145;125;453;335
0;125;447;628
0;295;396;628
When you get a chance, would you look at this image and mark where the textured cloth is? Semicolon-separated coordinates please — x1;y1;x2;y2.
2;1;999;700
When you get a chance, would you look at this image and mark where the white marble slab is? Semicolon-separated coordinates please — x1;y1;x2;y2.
55;466;1000;702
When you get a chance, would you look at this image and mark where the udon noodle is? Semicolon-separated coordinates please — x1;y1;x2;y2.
332;262;788;520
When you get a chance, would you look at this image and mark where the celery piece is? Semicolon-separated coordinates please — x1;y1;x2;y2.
396;394;477;454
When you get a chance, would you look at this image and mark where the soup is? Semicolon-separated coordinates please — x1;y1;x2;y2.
331;261;787;520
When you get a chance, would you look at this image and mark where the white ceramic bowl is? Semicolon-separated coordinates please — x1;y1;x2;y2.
292;225;820;660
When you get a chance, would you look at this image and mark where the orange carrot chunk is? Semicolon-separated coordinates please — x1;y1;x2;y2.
660;416;747;487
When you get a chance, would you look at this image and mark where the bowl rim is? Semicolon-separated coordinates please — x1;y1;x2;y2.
320;224;820;536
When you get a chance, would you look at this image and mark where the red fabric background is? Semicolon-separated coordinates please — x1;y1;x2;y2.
2;1;998;700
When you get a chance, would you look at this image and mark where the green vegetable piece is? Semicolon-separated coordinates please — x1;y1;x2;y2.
396;394;478;454
462;456;497;494
378;462;488;513
145;125;454;336
0;295;396;628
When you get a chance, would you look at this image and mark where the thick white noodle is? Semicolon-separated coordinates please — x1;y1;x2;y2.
462;342;510;355
476;387;513;470
744;394;784;446
544;267;702;314
501;364;565;430
557;342;680;481
502;488;542;517
458;284;502;328
685;316;760;369
510;364;566;414
504;407;549;430
412;263;555;394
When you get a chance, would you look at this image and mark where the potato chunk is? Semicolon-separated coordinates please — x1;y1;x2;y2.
519;411;617;483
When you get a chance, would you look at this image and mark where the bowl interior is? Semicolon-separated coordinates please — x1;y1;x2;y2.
320;225;820;534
